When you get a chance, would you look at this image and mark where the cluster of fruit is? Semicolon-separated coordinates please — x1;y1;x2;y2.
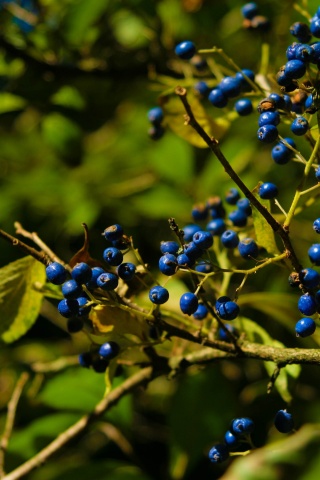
208;410;294;464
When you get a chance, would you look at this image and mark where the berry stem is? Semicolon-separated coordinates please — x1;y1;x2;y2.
175;86;302;271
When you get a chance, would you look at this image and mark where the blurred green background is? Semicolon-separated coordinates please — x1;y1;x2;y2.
2;1;320;479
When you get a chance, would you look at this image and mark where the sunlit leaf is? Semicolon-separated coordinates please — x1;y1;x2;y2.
251;183;280;255
51;86;86;111
160;92;230;148
0;256;45;343
64;0;110;45
0;92;27;114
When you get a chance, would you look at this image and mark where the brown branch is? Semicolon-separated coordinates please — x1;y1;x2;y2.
0;229;49;265
2;367;157;480
174;86;302;272
0;373;29;478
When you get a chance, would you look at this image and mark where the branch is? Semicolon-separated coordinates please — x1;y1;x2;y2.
0;373;29;478
174;86;302;272
2;367;156;480
0;228;49;265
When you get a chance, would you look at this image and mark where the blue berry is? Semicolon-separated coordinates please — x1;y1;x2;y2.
62;279;83;299
177;253;194;268
148;125;165;140
46;262;68;285
208;443;229;463
224;430;239;447
238;238;259;259
67;317;84;333
228;209;248;227
193;303;208;320
271;142;293;165
295;44;314;62
206;196;226;218
286;42;301;60
208;88;228;108
76;296;91;317
284;59;306;79
92;356;109;373
310;17;320;37
182;224;202;242
296;317;316;337
258;111;280;127
183;242;203;261
191;203;209;221
308;244;320;265
103;247;123;267
313;219;320;234
71;262;92;284
225;188;240;205
219;76;242;98
221;230;239;248
305;94;314;110
274;409;294;433
159;254;178;276
149;285;169;305
217;300;240;320
291;117;309;136
257;124;278;143
175;41;196;59
103;224;124;242
206;218;226;236
96;272;119;290
194;81;210;96
147;107;164;125
298;293;317;316
218;324;238;341
237;198;251;216
195;262;213;273
316;167;320;181
160;241;180;255
98;341;120;359
268;93;286;110
235;69;255;91
78;352;92;368
230;417;254;436
215;296;232;311
289;22;312;43
234;98;253;116
299;268;320;287
86;267;106;289
117;262;136;281
190;55;207;70
258;182;278;199
58;298;79;318
241;2;258;20
193;230;213;249
180;292;199;315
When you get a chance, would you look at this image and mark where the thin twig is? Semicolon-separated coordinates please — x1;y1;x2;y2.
174;86;302;272
0;228;49;265
0;373;29;478
2;367;156;480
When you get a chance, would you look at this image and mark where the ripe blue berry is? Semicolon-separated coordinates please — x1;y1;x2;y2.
295;317;316;337
208;443;229;463
298;293;317;316
237;198;252;215
291;116;309;136
295;44;314;62
219;76;242;98
234;98;253;116
299;267;320;287
217;300;240;320
159;254;178;276
67;317;84;333
149;285;169;304
224;430;239;447
206;218;226;236
177;253;194;268
308;244;320;265
58;298;79;318
313;219;320;234
193;230;213;249
194;81;210;96
183;242;203;261
175;40;196;60
225;188;241;205
193;303;208;320
195;262;213;273
117;262;136;281
316;166;320;182
258;182;278;199
206;196;226;218
268;93;286;110
46;262;68;285
215;296;231;311
235;69;255;91
191;203;208;221
182;224;202;242
76;296;91;317
71;262;92;284
78;352;92;368
284;59;306;79
208;88;228;108
258;111;280;127
228;209;248;227
61;279;83;299
221;230;239;248
271;142;293;165
274;409;294;433
218;324;238;341
230;417;254;436
147;107;164;125
98;341;120;359
310;17;320;37
241;2;258;20
86;267;106;289
92;355;109;373
238;238;259;259
180;292;199;315
148;125;165;140
290;22;312;43
160;240;180;255
103;247;123;267
103;224;124;242
96;272;119;290
257;124;278;143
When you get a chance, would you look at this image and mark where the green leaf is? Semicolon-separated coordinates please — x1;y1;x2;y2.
111;9;149;48
50;86;86;111
0;92;27;114
64;0;110;45
42;113;82;156
251;183;280;255
160;92;230;148
41;461;152;480
0;256;45;343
